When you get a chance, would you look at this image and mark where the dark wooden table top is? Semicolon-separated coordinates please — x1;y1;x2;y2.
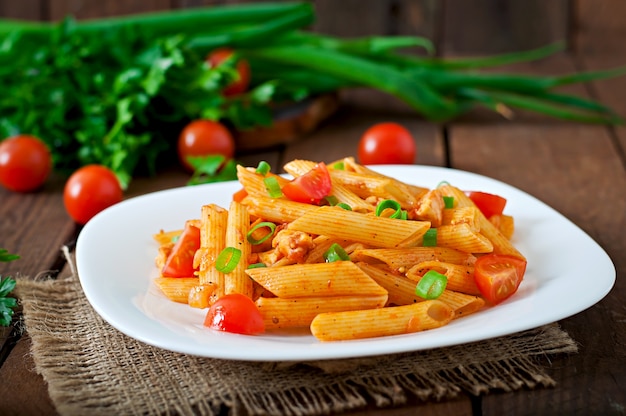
1;1;625;415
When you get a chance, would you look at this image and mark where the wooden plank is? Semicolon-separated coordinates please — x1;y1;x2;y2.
441;0;569;54
573;0;626;57
0;0;43;20
48;0;171;20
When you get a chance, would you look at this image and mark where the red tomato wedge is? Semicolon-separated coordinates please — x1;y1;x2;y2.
282;162;332;204
466;191;507;218
162;223;201;278
204;293;265;335
474;254;527;305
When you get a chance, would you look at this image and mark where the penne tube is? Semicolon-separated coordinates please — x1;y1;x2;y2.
442;206;481;232
489;214;515;239
224;201;253;298
153;277;199;304
406;261;481;295
196;204;228;300
246;261;388;298
438;290;485;318
356;262;484;317
288;206;430;248
310;300;454;341
241;195;318;224
438;184;525;259
352;247;476;273
236;164;289;198
256;294;388;330
435;223;494;253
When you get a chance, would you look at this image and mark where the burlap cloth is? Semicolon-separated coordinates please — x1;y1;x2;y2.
15;251;578;416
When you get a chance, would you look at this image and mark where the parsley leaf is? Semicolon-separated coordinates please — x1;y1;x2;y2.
0;249;19;327
186;155;239;186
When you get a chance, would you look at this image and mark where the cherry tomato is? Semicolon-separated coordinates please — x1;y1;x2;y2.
358;122;416;165
162;223;201;277
207;48;251;96
177;120;235;172
0;135;52;192
204;293;265;335
467;191;507;218
63;165;123;225
474;254;527;305
282;162;332;204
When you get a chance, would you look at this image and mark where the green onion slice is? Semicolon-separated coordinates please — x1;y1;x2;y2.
336;202;352;210
443;195;455;209
375;199;404;219
415;269;447;299
332;161;345;170
322;195;339;206
256;161;271;175
247;262;267;269
323;243;351;263
437;181;451;188
215;247;242;273
423;228;437;247
264;176;283;198
246;221;276;245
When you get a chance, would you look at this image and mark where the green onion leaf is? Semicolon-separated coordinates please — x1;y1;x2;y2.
246;221;276;245
415;270;447;299
256;161;271;175
247;262;267;269
323;243;350;263
375;199;405;219
443;196;454;209
215;247;242;273
264;176;283;198
322;195;339;206
332;161;345;170
336;202;352;211
423;228;437;247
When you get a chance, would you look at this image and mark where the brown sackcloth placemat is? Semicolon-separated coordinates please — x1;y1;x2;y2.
15;259;578;416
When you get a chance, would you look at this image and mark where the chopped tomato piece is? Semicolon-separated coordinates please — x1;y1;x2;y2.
232;187;248;202
282;162;332;204
162;223;201;277
474;254;527;305
466;191;507;218
204;293;265;335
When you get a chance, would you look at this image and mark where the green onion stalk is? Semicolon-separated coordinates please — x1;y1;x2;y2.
0;1;624;187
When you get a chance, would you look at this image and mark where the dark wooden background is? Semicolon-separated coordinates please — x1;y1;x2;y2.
1;1;625;415
0;0;609;55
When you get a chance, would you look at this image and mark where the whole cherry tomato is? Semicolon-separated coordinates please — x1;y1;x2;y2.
0;135;52;192
204;293;265;335
178;120;235;172
358;122;417;165
63;165;123;225
207;48;251;96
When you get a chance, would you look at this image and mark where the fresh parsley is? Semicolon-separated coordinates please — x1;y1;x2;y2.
0;249;19;327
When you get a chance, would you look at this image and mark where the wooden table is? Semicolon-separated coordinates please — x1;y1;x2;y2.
1;1;625;415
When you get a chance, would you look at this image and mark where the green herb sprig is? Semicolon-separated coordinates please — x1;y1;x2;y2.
0;249;19;327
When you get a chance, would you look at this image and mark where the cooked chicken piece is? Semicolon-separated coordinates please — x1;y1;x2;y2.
412;189;444;227
272;229;315;263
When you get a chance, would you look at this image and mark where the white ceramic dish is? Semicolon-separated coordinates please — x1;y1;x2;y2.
76;165;615;361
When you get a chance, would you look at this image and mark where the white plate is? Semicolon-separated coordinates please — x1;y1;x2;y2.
76;165;615;361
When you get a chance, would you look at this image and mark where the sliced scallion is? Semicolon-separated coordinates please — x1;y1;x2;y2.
323;243;350;262
256;160;271;175
264;176;283;198
423;228;437;247
336;202;352;210
443;195;454;209
246;221;276;245
247;262;267;269
215;247;242;273
375;199;404;219
415;269;447;299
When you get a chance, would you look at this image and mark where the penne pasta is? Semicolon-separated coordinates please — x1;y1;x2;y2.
310;300;454;341
224;201;253;298
256;294;388;330
406;261;481;295
153;277;200;304
288;205;431;248
352;247;476;273
246;261;388;298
